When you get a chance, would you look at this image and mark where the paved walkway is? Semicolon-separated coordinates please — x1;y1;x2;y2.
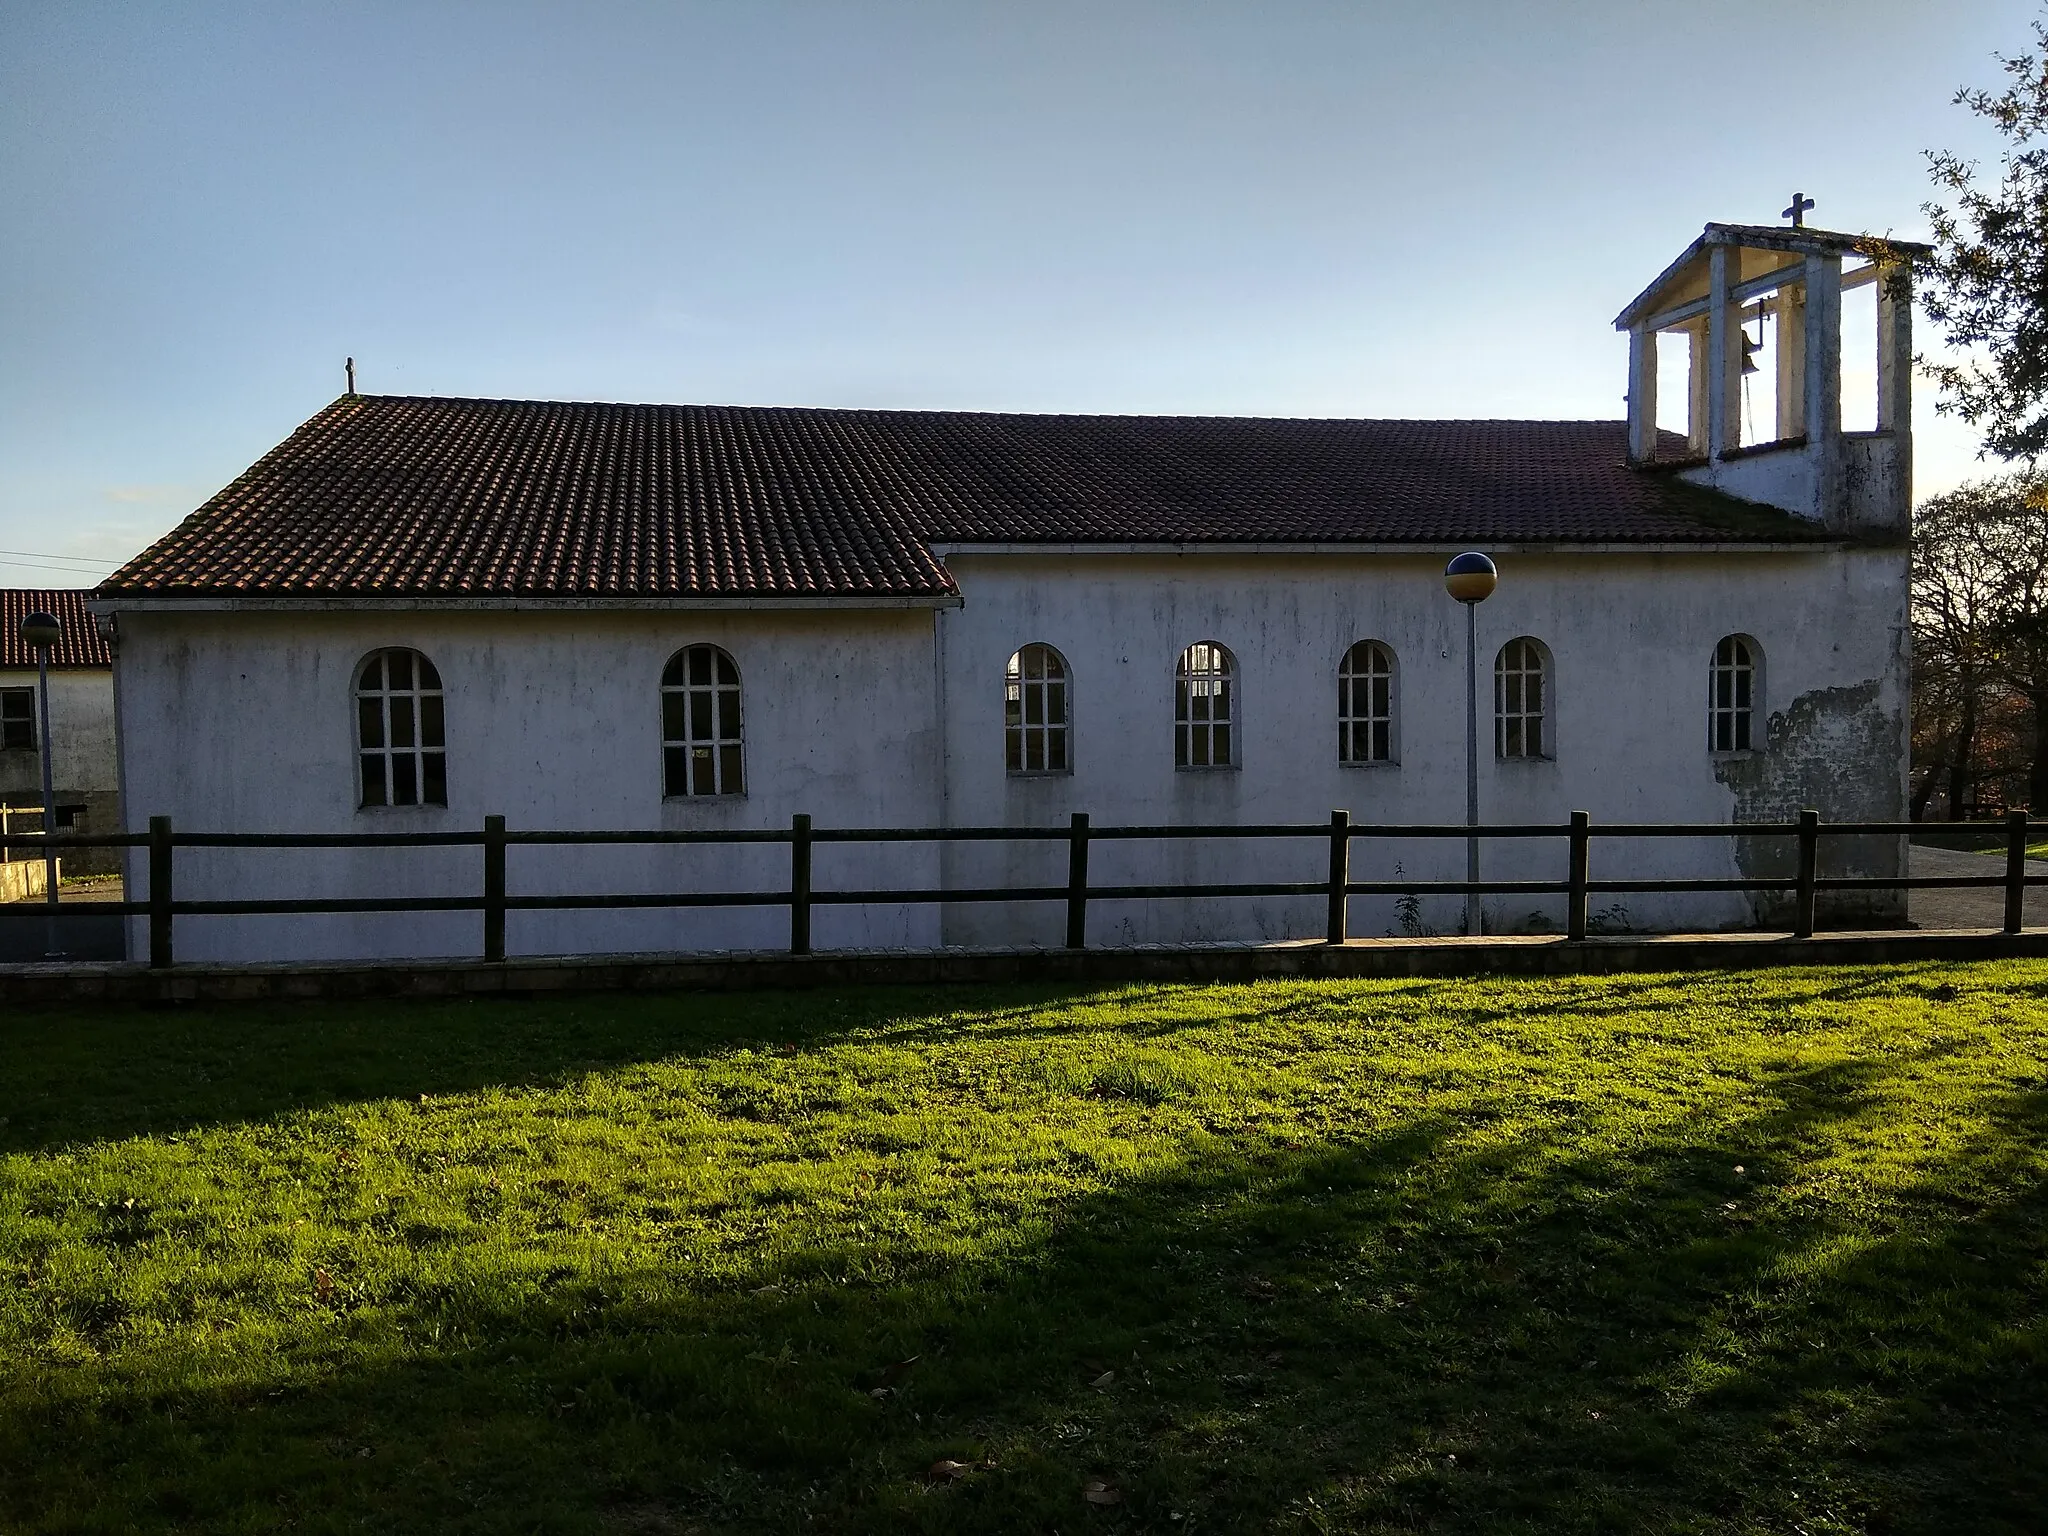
1909;842;2048;930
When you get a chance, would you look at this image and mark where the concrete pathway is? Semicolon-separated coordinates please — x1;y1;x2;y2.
1909;842;2048;930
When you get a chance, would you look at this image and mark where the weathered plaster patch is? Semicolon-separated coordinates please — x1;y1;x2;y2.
1714;679;1906;925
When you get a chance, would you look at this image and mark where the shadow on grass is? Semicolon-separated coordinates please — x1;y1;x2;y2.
0;965;1987;1156
0;984;1113;1156
5;1042;2044;1534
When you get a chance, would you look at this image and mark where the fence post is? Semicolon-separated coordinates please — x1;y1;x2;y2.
2005;806;2028;936
1567;811;1590;941
1325;809;1350;945
148;815;173;969
1065;812;1090;949
483;815;507;962
1794;808;1819;939
790;813;812;955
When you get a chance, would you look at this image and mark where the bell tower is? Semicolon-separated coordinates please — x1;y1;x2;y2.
1613;206;1929;534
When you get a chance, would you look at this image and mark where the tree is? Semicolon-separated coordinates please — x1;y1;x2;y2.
1914;484;2010;815
1913;476;2048;814
1923;19;2048;461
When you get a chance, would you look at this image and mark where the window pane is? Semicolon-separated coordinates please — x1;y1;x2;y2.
357;698;383;750
719;744;744;793
662;654;688;687
390;697;416;748
1024;686;1043;726
1025;731;1044;772
689;648;711;686
1372;721;1389;760
1006;730;1023;771
1528;719;1544;758
360;755;386;807
1213;724;1230;765
715;651;738;686
1048;730;1067;772
690;691;712;739
392;753;418;806
1046;682;1066;726
718;690;741;740
388;651;413;691
690;744;713;795
663;691;687;742
1734;714;1750;752
422;752;447;806
420;695;445;748
664;746;689;796
1175;728;1190;768
417;656;442;690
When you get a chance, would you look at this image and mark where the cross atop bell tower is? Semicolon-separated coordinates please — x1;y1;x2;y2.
1613;216;1930;534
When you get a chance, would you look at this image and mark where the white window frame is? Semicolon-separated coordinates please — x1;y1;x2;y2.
1710;635;1760;753
1175;640;1238;770
355;649;447;809
662;644;746;797
1005;643;1072;775
1338;640;1396;764
1494;638;1550;760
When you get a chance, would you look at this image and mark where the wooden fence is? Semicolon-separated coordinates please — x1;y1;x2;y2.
0;809;2034;969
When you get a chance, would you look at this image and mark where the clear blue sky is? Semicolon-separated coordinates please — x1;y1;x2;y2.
0;0;2032;587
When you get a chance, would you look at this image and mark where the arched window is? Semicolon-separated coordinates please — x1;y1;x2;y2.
1710;635;1759;752
1495;638;1549;759
1175;641;1237;769
1005;644;1070;774
356;649;446;808
1338;640;1396;763
662;645;744;796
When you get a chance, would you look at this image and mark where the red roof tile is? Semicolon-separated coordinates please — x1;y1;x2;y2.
0;590;112;668
102;396;1827;600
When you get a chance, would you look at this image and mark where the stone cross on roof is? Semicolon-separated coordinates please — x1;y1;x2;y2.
1782;191;1816;228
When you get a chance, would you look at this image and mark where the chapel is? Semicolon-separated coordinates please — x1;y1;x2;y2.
91;215;1921;962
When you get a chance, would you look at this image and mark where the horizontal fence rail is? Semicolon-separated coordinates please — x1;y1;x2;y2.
0;808;2039;969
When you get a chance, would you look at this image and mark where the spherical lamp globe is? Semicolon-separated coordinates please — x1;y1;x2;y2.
18;611;60;651
1443;552;1497;605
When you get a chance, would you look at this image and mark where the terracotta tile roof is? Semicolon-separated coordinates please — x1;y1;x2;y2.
0;589;112;668
102;396;1827;600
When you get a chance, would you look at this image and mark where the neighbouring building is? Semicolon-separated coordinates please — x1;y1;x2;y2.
93;217;1921;963
1;588;121;882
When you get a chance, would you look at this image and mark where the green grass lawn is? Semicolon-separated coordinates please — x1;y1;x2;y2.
2;968;2044;1535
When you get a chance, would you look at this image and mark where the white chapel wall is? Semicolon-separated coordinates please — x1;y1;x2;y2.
108;543;1908;962
934;546;1908;944
112;608;944;963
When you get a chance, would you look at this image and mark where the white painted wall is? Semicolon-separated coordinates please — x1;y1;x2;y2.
0;668;118;801
932;546;1908;944
111;609;944;962
106;543;1908;961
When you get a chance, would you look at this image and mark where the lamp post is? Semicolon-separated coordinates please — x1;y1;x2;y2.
18;610;62;958
1443;553;1497;937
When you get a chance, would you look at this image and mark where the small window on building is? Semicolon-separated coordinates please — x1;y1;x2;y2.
1495;638;1549;759
1175;641;1237;769
1005;643;1071;774
1710;635;1759;752
1338;640;1396;763
662;645;745;796
356;649;447;808
0;688;32;751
